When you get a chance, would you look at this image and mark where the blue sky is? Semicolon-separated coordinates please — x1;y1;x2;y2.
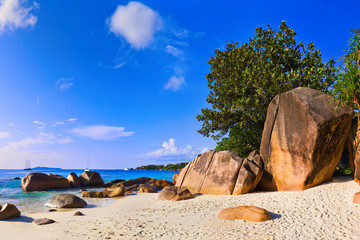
0;0;359;169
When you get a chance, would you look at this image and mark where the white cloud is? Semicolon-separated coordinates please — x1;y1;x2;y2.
72;125;134;140
108;1;162;49
56;77;73;90
57;137;74;144
0;131;11;138
54;121;64;125
67;118;77;122
0;0;38;33
7;122;15;127
113;62;127;69
164;75;185;91
166;45;183;57
33;120;45;129
138;138;195;159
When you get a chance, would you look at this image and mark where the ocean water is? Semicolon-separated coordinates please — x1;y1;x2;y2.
0;169;178;213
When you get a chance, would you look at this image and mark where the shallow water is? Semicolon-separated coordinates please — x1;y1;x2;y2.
0;169;177;213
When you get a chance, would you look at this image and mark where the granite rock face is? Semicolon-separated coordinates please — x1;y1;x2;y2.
259;87;353;191
45;194;87;208
218;206;272;222
22;173;71;192
175;150;263;195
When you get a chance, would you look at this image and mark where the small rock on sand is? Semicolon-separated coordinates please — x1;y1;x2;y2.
73;211;84;216
33;218;56;225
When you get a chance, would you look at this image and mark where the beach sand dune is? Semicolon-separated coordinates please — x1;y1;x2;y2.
1;176;360;240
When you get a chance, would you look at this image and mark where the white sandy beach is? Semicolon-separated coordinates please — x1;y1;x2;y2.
1;176;360;240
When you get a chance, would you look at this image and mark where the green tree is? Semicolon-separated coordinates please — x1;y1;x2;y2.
332;29;360;111
197;21;337;157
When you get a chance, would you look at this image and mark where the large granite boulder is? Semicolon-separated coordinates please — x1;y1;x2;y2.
45;194;87;208
0;203;21;220
158;186;193;201
67;172;81;188
259;87;353;191
22;173;71;192
79;171;104;187
175;150;263;195
218;206;272;222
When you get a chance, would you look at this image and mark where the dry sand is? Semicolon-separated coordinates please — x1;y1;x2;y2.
1;176;360;240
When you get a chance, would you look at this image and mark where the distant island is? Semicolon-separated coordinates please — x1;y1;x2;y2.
135;163;188;171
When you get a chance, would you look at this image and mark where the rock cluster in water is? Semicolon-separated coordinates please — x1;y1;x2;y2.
21;171;105;192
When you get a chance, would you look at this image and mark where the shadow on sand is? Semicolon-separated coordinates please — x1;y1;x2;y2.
269;212;281;220
4;215;34;223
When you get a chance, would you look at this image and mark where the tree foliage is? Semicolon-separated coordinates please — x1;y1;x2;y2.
332;29;360;111
136;162;188;170
197;21;337;157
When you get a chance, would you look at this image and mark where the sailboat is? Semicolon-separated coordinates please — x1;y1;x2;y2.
24;160;32;170
85;153;90;172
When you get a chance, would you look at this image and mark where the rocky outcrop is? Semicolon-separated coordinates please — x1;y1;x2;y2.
175;150;263;195
79;171;104;187
22;173;71;192
81;191;106;198
259;87;353;191
45;194;87;208
139;186;157;193
158;186;193;201
81;187;125;198
110;177;173;192
0;203;21;220
67;172;81;188
33;218;56;225
218;206;272;222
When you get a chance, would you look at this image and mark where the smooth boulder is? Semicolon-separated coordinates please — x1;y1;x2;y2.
79;171;104;187
218;206;271;222
158;186;193;201
22;173;71;192
259;87;353;191
175;150;263;195
67;172;81;188
45;194;87;208
0;203;21;220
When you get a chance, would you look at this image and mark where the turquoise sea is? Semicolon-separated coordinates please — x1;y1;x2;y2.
0;169;177;213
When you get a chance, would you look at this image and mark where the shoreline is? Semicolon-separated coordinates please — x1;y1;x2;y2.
1;176;360;239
